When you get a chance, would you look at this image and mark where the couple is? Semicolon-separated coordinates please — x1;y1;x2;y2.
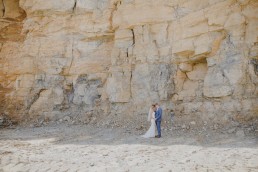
142;103;162;138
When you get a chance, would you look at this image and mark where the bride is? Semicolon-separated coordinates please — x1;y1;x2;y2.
142;104;156;138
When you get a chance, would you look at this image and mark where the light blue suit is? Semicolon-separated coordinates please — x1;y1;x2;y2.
155;107;162;137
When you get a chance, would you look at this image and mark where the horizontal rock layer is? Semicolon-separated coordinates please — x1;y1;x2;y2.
0;0;257;125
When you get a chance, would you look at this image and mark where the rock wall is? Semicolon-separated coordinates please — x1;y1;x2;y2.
0;0;257;126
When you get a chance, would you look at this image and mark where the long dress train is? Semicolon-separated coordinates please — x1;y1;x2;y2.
142;111;156;138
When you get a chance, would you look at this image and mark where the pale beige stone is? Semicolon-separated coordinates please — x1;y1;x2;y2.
113;4;175;29
194;33;212;55
0;0;257;125
173;38;195;57
158;46;171;63
178;79;199;100
114;29;133;48
205;0;235;26
181;0;209;12
16;74;34;89
69;40;113;75
237;0;251;5
224;13;245;28
242;1;258;19
29;88;64;118
206;56;220;67
183;102;203;114
76;0;97;12
222;100;242;112
180;10;206;28
3;0;25;19
179;63;193;72
151;23;168;46
146;42;159;63
223;61;244;85
159;46;171;57
174;70;187;92
186;63;208;81
203;67;233;97
20;0;76;14
245;19;258;45
106;66;131;103
183;22;209;39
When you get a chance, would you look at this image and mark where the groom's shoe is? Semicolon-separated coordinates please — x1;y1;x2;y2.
155;135;161;138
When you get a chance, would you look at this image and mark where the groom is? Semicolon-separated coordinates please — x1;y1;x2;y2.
155;103;162;138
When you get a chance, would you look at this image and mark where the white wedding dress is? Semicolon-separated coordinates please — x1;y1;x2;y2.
142;109;156;138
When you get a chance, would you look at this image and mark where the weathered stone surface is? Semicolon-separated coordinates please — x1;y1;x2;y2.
106;66;131;103
20;0;76;14
28;88;65;118
2;0;26;19
203;67;233;97
179;63;193;72
73;74;102;105
0;0;257;126
114;29;134;48
178;80;199;100
113;3;175;29
131;63;175;110
186;63;208;81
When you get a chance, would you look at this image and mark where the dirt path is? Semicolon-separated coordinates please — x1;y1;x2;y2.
0;124;258;172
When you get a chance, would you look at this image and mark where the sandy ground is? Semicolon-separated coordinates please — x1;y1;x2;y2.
0;124;258;172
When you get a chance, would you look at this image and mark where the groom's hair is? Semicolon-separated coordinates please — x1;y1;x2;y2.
155;103;159;106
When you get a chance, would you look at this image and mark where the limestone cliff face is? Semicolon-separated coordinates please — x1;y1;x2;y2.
0;0;257;125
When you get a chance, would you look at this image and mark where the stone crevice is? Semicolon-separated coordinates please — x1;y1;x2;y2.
72;0;77;13
67;38;75;75
131;29;135;46
1;0;5;17
26;88;47;111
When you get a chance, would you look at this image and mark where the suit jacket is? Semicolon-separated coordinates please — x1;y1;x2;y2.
155;107;162;122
